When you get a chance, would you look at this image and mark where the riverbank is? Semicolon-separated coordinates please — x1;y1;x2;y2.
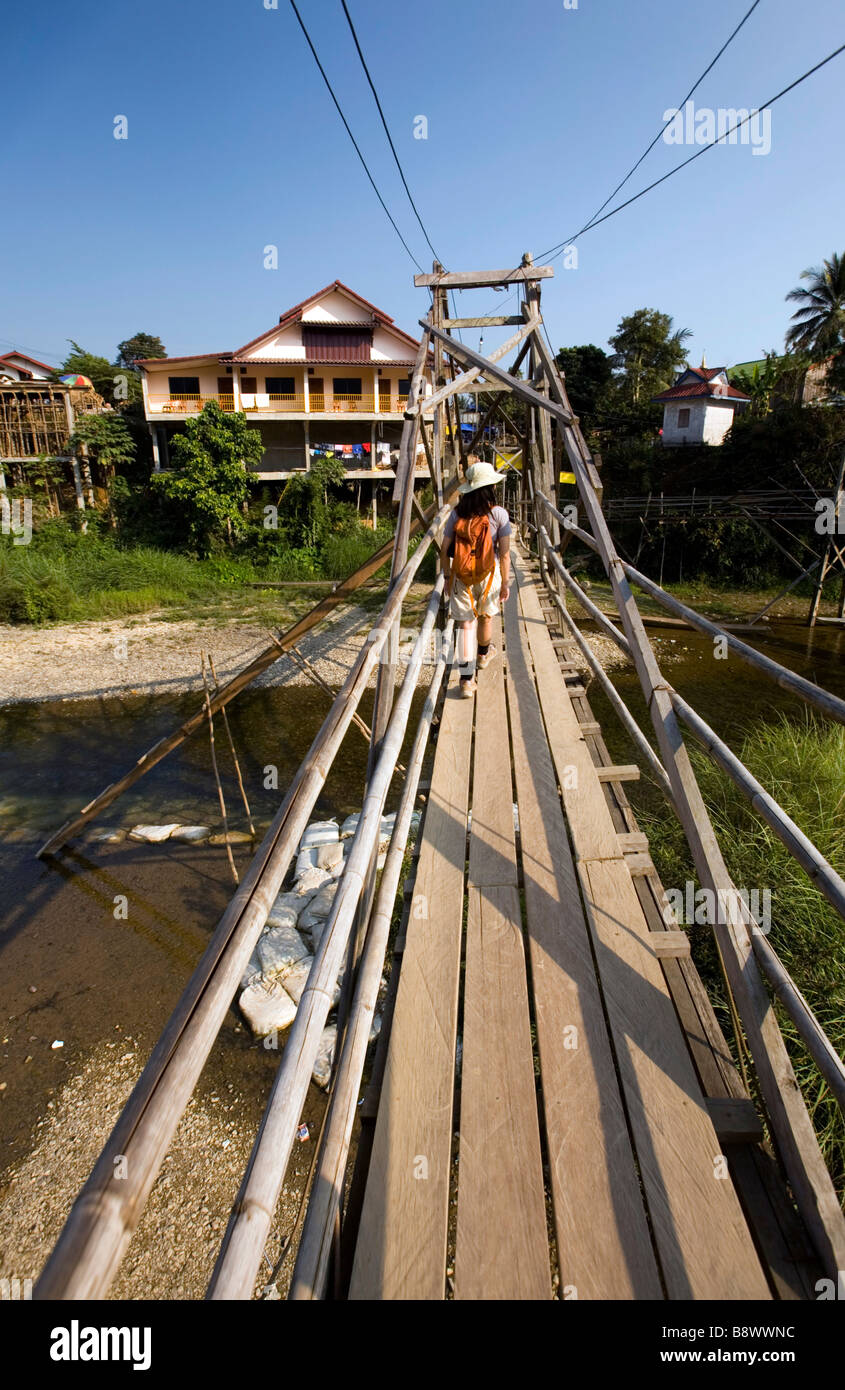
0;596;411;705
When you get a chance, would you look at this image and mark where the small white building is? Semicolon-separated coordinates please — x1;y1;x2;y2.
0;350;55;382
654;363;749;446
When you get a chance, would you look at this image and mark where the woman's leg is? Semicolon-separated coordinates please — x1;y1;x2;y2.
458;618;476;683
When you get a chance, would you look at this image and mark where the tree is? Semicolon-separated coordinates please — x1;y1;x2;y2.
608;309;692;405
150;402;262;553
785;252;845;359
116;333;167;369
58;341;116;401
554;344;613;422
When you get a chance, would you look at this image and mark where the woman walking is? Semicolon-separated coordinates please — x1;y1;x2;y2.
440;458;512;697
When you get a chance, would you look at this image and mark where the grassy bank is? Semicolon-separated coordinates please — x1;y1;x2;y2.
637;714;845;1199
0;525;397;625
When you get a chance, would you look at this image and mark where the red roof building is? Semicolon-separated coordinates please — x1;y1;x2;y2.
653;363;749;446
138;282;428;479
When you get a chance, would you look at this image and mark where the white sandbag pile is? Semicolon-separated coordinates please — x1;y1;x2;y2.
235;813;398;1088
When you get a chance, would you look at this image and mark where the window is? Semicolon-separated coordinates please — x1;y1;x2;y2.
333;378;362;395
169;376;200;395
677;407;690;428
398;379;411;396
265;376;296;395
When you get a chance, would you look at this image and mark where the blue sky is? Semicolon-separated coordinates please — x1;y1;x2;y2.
1;0;843;370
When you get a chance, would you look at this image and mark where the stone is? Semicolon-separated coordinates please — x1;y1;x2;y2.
239;979;297;1036
299;880;340;935
89;829;126;844
258;925;308;977
169;826;211;843
312;1024;337;1089
128;824;180;843
298;820;339;852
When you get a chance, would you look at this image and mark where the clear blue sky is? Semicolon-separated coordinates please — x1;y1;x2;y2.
1;0;842;370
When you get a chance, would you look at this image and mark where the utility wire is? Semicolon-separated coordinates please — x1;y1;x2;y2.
338;1;462;342
288;0;424;272
539;0;764;260
545;41;845;258
340;0;441;265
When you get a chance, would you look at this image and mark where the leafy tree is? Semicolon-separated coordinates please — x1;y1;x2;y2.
554;344;613;422
69;412;135;476
150;402;262;553
785;252;845;358
116;333;167;369
608;309;692;405
275;456;346;550
57;341;116;401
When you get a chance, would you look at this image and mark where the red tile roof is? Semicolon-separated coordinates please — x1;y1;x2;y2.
654;365;749;403
0;350;55;376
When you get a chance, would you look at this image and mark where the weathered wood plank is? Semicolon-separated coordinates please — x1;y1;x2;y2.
455;885;551;1300
504;576;663;1299
650;930;692;959
455;621;549;1299
349;667;473;1300
706;1098;765;1145
414;266;554;287
443;316;524;328
578;856;771;1299
596;764;641;784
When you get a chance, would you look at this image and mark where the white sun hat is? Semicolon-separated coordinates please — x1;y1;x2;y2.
457;460;507;495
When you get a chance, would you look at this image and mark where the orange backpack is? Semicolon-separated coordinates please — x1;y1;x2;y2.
451;512;496;588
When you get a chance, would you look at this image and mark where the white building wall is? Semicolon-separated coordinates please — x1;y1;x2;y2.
661;400;739;445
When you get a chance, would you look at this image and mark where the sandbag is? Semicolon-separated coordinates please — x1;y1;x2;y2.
239;979;297;1036
298;820;339;853
293;866;331;896
240;945;263;990
299;880;340;934
315;840;344;872
312;1024;337;1089
340;813;360;840
258;925;309;977
266;894;300;930
129;824;179;843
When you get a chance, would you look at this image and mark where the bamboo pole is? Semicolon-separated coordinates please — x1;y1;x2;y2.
208;653;255;841
289;616;455;1299
539;562;675;802
36;505;440;859
536;488;845;728
201;655;239;885
208;578;447;1300
34;508;450;1302
539;519;845;1117
530;447;845;1274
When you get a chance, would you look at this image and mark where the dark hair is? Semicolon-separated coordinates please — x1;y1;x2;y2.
456;484;497;519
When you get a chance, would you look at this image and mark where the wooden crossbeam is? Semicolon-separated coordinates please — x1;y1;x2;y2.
414;266;553;288
443;316;524;328
596;764;641;783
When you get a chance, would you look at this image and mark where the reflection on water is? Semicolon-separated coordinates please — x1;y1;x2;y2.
0;684;419;836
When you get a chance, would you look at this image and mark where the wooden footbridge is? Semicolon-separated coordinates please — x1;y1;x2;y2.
34;261;845;1301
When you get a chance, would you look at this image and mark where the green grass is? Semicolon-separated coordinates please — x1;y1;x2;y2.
637;713;845;1199
0;522;397;625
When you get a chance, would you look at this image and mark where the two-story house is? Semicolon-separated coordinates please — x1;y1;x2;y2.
138;281;432;479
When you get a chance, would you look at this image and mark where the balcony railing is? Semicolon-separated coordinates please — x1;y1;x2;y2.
146;392;412;416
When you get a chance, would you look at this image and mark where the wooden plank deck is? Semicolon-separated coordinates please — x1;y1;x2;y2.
454;619;549;1299
350;552;776;1300
349;667;473;1300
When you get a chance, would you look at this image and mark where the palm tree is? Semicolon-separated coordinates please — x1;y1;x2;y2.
785;252;845;358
